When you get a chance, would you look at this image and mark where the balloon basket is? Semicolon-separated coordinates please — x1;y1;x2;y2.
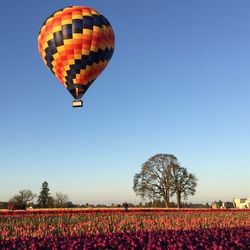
72;100;83;108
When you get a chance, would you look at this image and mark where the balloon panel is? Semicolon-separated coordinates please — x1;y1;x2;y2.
38;6;115;99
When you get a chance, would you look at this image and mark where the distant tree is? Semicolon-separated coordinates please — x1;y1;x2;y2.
138;202;143;208
48;196;55;208
128;203;135;208
181;202;207;208
144;200;166;208
83;203;94;208
95;204;107;208
65;201;79;208
54;192;69;208
37;181;53;208
133;154;178;207
144;201;153;208
152;199;165;208
9;190;36;209
169;165;198;208
0;201;9;209
169;202;177;208
218;200;223;208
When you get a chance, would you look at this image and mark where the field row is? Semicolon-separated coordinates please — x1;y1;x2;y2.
0;209;249;240
1;208;249;215
1;227;249;249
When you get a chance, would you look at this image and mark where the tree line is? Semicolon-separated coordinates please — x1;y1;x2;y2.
1;153;198;209
7;181;70;210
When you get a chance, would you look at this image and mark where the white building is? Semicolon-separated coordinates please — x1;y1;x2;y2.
233;198;250;208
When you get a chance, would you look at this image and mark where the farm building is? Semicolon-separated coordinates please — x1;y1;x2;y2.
233;198;250;208
211;201;234;209
211;201;220;209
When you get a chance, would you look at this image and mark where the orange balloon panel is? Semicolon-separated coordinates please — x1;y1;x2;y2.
38;6;115;99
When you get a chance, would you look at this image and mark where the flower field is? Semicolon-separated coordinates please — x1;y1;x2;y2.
0;208;249;249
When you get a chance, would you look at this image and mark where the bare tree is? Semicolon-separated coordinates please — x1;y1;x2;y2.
9;190;36;209
169;165;198;208
133;154;178;208
54;192;69;208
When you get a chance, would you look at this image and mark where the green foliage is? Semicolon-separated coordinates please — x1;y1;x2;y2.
37;182;54;208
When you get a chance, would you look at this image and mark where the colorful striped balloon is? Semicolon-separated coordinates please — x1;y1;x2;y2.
38;6;115;105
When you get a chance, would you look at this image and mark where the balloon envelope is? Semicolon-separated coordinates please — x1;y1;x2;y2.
38;6;115;100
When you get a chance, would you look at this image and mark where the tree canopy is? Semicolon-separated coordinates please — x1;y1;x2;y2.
9;190;36;209
54;192;69;208
37;181;53;208
133;154;198;208
169;164;198;208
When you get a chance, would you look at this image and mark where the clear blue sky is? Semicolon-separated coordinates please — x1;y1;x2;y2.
0;0;249;205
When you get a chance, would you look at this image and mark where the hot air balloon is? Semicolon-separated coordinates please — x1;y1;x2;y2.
38;6;115;107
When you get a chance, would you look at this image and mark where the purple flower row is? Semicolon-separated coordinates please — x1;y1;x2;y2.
0;227;249;249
